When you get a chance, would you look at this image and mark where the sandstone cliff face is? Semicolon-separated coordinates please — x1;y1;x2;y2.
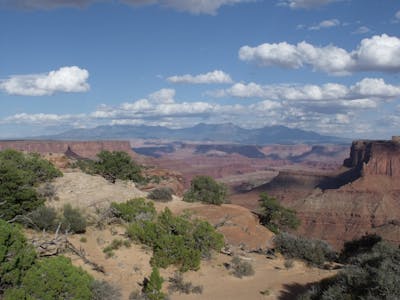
0;140;135;159
344;138;400;177
295;138;400;248
243;138;400;249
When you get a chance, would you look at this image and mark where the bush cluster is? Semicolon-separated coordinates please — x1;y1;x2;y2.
76;150;144;183
4;256;93;300
0;221;100;299
258;193;300;234
129;267;167;300
273;232;336;266
230;256;255;278
300;235;400;300
183;175;227;205
127;208;224;272
27;206;58;231
0;220;37;290
25;204;87;234
143;267;166;300
148;187;173;202
60;204;87;233
0;150;62;221
111;198;156;223
91;280;122;300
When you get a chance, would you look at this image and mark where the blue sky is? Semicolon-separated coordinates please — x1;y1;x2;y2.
0;0;400;139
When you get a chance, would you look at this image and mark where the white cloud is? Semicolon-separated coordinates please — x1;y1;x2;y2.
148;88;175;103
279;0;338;9
239;42;304;69
0;66;90;96
352;26;371;35
91;88;216;120
167;70;233;84
2;0;252;14
354;34;400;72
1;84;392;138
309;19;340;30
351;78;400;98
239;34;400;75
212;78;400;113
396;10;400;20
3;113;85;125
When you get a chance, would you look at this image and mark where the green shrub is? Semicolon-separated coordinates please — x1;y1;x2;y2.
6;256;93;300
0;220;36;290
230;256;255;278
0;150;62;185
168;272;203;295
274;232;336;266
3;288;34;300
61;204;87;233
27;206;58;231
192;219;224;259
111;198;156;223
0;150;61;221
127;208;223;272
148;187;173;202
300;239;400;300
80;151;143;183
143;267;166;300
0;162;44;221
91;280;122;300
183;175;227;205
150;235;201;272
258;193;300;233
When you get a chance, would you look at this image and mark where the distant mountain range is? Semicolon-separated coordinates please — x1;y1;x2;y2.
35;123;350;144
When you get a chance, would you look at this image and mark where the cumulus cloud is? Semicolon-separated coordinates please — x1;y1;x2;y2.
279;0;338;9
92;88;216;120
0;66;90;96
309;19;340;30
211;78;400;112
239;34;400;75
2;83;393;137
167;70;233;84
1;0;252;14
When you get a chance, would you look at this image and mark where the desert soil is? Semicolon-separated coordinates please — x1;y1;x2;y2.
39;170;336;299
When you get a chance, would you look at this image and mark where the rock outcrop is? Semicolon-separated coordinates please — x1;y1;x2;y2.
236;137;400;249
0;140;136;160
296;137;400;248
344;137;400;178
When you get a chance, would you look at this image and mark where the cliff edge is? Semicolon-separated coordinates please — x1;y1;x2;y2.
344;137;400;178
0;140;136;160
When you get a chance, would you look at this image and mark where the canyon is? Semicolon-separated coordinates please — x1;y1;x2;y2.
1;138;400;250
234;137;400;249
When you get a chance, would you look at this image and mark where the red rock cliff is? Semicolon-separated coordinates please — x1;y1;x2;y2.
295;137;400;248
0;140;136;159
344;138;400;177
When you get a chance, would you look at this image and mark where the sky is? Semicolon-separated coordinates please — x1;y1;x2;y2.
0;0;400;139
